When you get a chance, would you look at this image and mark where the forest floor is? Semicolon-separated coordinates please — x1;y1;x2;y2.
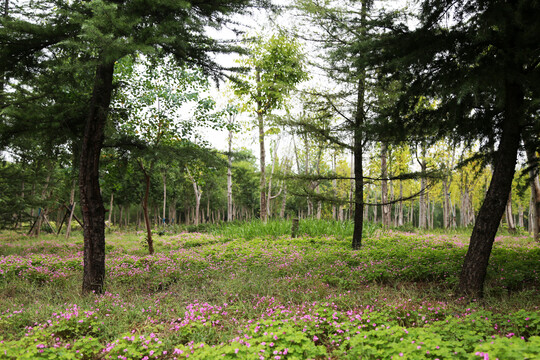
0;223;539;359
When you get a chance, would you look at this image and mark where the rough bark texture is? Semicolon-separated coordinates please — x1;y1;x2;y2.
80;62;114;295
141;169;154;255
458;82;523;298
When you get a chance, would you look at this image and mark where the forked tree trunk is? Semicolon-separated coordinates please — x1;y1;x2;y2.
80;62;114;295
458;81;522;298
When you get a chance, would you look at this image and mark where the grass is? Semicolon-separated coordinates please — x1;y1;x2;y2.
0;223;538;359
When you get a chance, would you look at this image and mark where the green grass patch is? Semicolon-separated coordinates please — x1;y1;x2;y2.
0;223;538;359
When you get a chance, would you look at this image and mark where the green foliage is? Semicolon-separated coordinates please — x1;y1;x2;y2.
234;31;308;115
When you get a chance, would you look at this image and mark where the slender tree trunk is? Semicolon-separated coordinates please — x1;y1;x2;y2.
398;181;404;226
525;148;540;241
349;151;354;222
418;144;427;229
443;179;449;228
256;68;268;222
206;196;210;223
352;71;366;247
227;128;233;222
458;81;523;298
505;191;516;233
162;173;166;226
108;192;114;225
126;205;130;227
381;142;390;227
118;206;123;229
373;195;377;223
80;62;114;295
186;167;202;226
140;167;154;255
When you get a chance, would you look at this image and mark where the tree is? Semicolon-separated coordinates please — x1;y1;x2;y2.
233;31;308;222
372;0;540;297
1;0;268;294
294;0;395;249
113;54;217;254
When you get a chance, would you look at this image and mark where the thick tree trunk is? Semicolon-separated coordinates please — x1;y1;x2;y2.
458;82;522;298
80;62;114;295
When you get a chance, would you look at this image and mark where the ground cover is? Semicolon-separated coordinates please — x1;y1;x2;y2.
0;224;538;359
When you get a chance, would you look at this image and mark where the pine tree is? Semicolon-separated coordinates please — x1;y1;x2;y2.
372;0;540;297
1;0;269;294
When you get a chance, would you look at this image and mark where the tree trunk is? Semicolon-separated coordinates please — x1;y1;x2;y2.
505;191;516;233
381;142;390;228
352;24;366;250
349;151;354;222
108;192;114;225
525;148;540;241
186;167;202;226
418;144;427;229
162;173;167;226
256;68;268;222
80;62;114;295
140;168;154;255
458;81;523;298
227;128;233;222
398;181;404;226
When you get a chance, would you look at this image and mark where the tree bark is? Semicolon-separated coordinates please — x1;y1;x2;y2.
505;191;516;233
381;142;390;228
80;62;114;295
458;81;523;298
256;68;268;223
186;167;202;226
227;128;233;222
162;173;167;226
140;167;154;255
525;148;540;241
418;144;427;229
108;192;114;225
